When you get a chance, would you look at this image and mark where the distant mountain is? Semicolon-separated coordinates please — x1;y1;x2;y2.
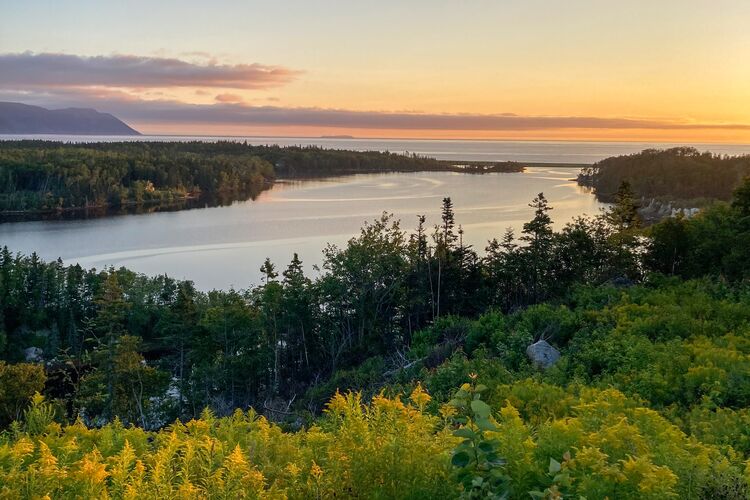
0;102;140;135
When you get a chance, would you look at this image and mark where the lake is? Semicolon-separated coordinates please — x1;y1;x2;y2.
0;167;605;290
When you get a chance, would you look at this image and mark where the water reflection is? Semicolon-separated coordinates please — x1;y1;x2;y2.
0;185;270;223
0;168;606;290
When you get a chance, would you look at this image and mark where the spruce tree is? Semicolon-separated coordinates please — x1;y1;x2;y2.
606;180;641;231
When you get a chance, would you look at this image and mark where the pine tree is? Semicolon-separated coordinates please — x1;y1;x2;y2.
605;181;641;231
281;254;314;383
521;193;554;304
77;272;131;422
260;258;278;285
522;193;553;246
731;176;750;217
441;197;457;247
160;281;199;414
433;198;459;318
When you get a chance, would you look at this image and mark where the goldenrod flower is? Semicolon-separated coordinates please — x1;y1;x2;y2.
311;460;324;480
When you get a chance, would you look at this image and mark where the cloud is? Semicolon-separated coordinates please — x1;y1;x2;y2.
2;51;747;135
0;52;301;90
2;87;749;133
215;93;244;103
109;100;750;132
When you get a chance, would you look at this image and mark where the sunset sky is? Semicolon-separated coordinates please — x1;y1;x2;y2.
1;0;749;141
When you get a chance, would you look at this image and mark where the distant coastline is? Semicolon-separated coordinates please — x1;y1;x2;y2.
3;135;749;164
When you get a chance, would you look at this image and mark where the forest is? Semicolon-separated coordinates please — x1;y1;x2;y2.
578;147;750;204
233;143;523;176
1;175;750;497
0;141;275;216
0;141;522;219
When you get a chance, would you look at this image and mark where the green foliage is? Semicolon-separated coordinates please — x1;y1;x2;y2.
448;379;509;498
465;311;505;355
0;361;46;426
23;392;56;435
0;141;274;215
251;143;522;177
647;177;750;280
579;147;750;202
732;176;750;216
411;315;472;359
303;356;387;411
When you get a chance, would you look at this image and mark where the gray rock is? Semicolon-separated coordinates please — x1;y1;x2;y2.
526;340;560;370
23;347;44;363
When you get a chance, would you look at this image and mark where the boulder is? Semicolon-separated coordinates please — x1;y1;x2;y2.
526;340;560;370
24;347;44;363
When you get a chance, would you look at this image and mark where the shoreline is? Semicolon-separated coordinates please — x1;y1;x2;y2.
0;184;273;223
0;164;586;223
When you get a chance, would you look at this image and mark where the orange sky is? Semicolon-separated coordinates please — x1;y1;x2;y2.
2;0;749;142
135;122;750;144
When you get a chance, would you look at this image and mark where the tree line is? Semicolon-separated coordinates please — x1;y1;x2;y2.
578;146;750;203
0;141;274;215
0;140;526;219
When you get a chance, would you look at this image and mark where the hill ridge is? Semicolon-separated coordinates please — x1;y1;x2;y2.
0;101;140;135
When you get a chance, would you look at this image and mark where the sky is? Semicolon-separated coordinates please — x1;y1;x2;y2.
1;0;749;141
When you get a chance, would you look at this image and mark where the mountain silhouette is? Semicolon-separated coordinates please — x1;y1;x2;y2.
0;102;140;135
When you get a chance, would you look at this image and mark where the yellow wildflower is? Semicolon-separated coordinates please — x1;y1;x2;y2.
285;462;301;477
410;383;432;410
326;390;349;415
439;403;458;420
311;460;324;480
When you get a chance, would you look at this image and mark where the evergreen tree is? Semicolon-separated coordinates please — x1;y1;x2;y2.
432;198;459;318
441;197;458;247
280;254;314;385
606;180;641;231
90;272;130;421
260;258;278;285
156;281;199;414
521;193;554;303
731;176;750;217
522;193;553;246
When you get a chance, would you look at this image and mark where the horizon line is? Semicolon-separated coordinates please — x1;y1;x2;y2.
2;132;750;147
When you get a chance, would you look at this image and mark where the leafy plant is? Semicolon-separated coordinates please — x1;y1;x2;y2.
529;455;574;499
448;376;509;498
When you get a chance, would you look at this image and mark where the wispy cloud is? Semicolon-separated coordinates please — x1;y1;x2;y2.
98;97;750;132
3;87;750;133
0;52;301;90
214;93;245;104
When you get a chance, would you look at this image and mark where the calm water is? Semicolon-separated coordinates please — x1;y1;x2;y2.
0;167;605;290
3;135;750;163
